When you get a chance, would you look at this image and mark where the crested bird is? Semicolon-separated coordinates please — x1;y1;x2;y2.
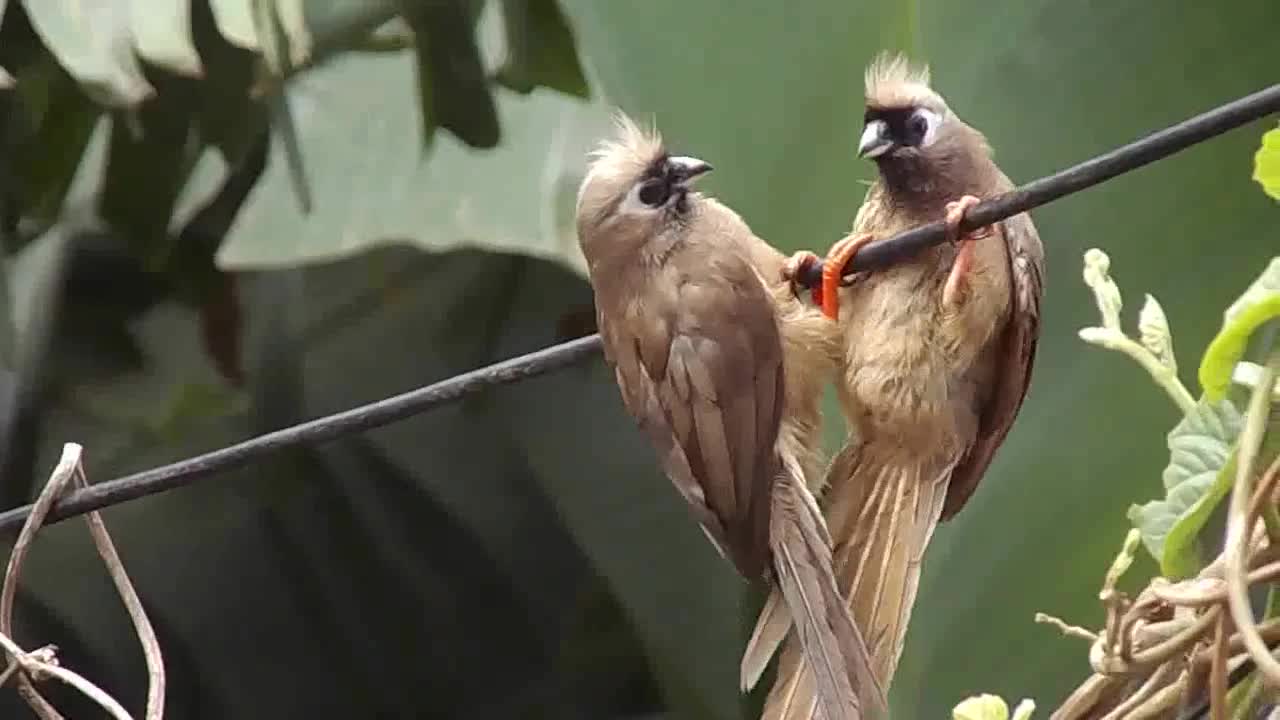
576;114;887;720
743;52;1045;719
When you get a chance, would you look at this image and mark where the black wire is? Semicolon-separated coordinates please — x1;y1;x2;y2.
0;83;1278;535
0;334;603;534
797;82;1280;286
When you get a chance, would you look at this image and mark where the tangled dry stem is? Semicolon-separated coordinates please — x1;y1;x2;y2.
1043;452;1280;720
0;443;165;719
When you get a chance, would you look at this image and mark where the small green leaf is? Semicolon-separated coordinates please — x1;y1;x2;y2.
494;0;590;99
127;0;203;77
1254;126;1280;200
23;0;155;107
953;694;1009;720
1127;398;1243;578
1198;258;1280;400
401;0;500;149
208;0;261;50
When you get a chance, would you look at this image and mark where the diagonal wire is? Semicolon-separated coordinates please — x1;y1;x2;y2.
0;83;1278;536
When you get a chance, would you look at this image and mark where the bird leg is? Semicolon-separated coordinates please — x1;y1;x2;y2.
783;251;825;308
942;195;994;307
819;233;875;320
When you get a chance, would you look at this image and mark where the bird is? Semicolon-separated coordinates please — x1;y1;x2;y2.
575;113;887;720
743;52;1045;719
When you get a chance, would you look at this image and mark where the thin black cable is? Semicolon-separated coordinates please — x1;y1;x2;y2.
0;83;1277;535
0;334;603;534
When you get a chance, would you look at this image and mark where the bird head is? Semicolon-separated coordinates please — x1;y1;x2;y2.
576;113;714;263
856;52;992;194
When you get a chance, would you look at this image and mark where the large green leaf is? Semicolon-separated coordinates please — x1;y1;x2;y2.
1128;398;1242;578
1199;257;1280;400
213;42;611;271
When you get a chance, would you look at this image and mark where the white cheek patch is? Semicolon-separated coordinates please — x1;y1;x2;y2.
617;181;664;217
918;108;943;147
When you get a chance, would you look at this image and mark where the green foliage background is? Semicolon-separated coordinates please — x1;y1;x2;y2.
0;0;1276;718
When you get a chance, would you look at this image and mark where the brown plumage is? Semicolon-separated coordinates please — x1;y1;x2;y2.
576;114;886;720
744;52;1045;719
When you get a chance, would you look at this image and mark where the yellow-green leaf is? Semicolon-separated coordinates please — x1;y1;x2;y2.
953;694;1009;720
1199;258;1280;400
1254;126;1280;200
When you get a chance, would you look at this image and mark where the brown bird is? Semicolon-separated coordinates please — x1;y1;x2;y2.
576;114;887;720
744;53;1045;719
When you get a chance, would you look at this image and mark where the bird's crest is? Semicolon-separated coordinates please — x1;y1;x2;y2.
584;111;666;184
864;51;945;111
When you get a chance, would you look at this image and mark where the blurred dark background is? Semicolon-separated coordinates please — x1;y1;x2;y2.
0;0;1276;718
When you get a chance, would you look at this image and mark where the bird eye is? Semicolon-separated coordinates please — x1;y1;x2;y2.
907;113;929;144
638;179;670;207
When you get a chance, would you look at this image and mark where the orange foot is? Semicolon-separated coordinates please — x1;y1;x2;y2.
820;233;875;320
783;251;824;307
942;195;994;306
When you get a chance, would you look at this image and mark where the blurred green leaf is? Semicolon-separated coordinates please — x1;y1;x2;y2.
8;59;100;228
98;74;201;265
401;0;500;148
208;0;260;50
1254;125;1280;200
126;0;203;77
1199;258;1280;400
1127;398;1242;578
953;694;1011;720
494;0;589;98
215;46;611;271
21;0;154;106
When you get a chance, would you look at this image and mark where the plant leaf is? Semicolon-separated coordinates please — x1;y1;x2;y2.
1254;125;1280;200
215;46;612;272
127;0;204;77
22;0;155;107
494;0;590;98
208;0;261;50
401;0;500;149
1127;398;1243;578
953;694;1010;720
1199;257;1280;400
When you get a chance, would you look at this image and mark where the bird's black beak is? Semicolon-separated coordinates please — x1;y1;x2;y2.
667;155;714;185
857;119;894;159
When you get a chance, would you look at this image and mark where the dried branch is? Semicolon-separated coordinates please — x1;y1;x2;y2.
1223;348;1280;685
0;631;132;720
0;444;165;719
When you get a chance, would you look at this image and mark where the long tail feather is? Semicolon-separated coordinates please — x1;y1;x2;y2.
765;458;886;720
762;445;951;720
741;587;789;692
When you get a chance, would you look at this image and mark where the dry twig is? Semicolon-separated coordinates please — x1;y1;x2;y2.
0;444;166;719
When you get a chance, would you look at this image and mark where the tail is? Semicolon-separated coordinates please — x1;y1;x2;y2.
762;458;886;720
760;444;953;720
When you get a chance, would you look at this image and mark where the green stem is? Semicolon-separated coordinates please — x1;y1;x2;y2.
1087;330;1197;414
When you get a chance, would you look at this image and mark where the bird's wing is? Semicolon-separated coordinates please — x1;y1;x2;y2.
604;253;786;578
941;211;1044;519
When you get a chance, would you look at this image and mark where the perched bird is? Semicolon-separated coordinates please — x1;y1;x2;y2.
576;114;886;720
746;53;1045;719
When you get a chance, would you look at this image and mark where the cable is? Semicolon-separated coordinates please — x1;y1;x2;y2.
0;83;1277;535
0;334;603;534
